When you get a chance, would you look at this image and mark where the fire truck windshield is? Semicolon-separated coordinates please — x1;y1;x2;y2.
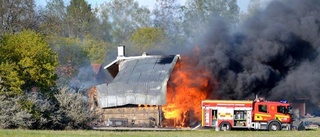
278;105;292;114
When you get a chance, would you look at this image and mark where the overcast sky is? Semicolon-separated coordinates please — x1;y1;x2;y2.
37;0;250;13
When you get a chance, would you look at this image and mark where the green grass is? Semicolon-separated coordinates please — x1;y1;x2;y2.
0;129;318;137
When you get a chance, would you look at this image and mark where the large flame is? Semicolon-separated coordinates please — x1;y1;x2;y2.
162;52;216;127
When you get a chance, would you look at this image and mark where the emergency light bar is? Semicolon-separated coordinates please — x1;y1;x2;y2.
280;100;288;103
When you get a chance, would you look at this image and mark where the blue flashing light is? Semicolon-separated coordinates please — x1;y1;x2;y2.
280;100;288;103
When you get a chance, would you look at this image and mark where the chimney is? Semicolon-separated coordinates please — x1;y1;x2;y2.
117;45;125;57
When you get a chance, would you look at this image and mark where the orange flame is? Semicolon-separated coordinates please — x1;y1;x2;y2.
162;52;216;127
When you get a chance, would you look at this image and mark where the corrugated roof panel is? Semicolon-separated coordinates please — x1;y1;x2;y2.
96;83;108;96
125;93;136;103
97;55;179;108
116;94;126;106
128;73;141;83
146;96;159;105
138;73;153;82
107;95;117;107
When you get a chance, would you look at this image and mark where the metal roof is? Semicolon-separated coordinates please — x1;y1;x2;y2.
97;55;180;108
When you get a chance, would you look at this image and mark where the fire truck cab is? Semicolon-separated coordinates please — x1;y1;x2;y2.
201;99;292;131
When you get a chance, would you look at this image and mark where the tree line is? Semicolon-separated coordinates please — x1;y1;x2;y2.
0;0;261;129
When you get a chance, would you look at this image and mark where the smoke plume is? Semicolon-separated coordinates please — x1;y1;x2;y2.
197;0;320;104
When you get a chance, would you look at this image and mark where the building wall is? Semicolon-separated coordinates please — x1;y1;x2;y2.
93;105;161;127
292;103;305;118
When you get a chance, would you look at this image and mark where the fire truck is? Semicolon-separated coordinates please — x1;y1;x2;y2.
201;98;293;131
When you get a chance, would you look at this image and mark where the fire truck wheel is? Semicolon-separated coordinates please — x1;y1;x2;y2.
268;122;280;131
219;122;231;131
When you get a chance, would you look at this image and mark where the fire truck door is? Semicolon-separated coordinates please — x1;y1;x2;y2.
212;110;218;127
246;111;252;128
203;108;212;126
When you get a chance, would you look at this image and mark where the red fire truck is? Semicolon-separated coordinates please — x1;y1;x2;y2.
201;98;293;131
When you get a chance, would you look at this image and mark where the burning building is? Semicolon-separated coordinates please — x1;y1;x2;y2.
93;46;180;127
92;46;215;128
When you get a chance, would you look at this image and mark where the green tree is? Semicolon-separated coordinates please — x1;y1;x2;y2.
96;5;113;42
83;35;109;64
100;0;152;44
153;0;185;46
40;0;68;36
183;0;239;42
0;30;58;97
130;27;166;52
248;0;262;15
66;0;97;38
240;0;270;24
0;63;24;96
0;77;5;92
0;0;38;34
48;36;89;86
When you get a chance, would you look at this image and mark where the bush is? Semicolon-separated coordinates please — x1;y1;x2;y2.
21;92;56;129
0;83;95;129
0;95;34;129
54;86;95;129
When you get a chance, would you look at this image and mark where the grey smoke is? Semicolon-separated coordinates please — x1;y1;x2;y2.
196;0;320;104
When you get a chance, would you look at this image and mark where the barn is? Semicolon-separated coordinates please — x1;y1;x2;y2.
92;46;180;127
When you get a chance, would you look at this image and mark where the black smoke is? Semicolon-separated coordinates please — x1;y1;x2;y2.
197;0;320;104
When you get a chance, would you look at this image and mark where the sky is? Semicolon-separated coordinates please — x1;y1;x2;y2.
37;0;250;13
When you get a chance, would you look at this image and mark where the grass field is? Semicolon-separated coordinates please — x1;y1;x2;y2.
0;129;318;137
